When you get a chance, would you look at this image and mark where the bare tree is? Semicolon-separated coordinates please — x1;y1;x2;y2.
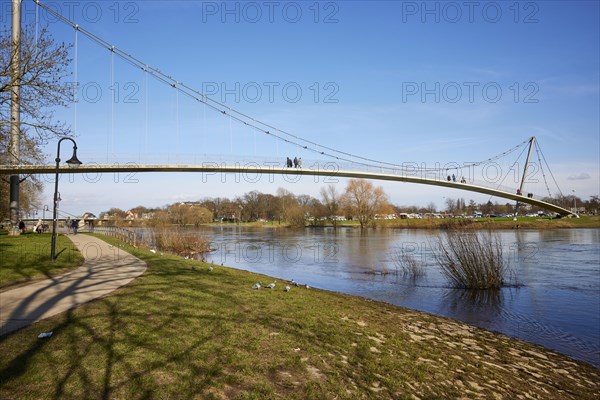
1;25;73;143
1;24;73;220
445;198;456;214
426;201;437;213
343;179;389;229
320;184;342;227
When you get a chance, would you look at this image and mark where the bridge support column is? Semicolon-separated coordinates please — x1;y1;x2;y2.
514;136;535;218
8;0;22;236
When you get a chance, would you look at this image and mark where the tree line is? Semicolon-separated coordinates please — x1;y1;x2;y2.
98;181;600;228
100;180;392;229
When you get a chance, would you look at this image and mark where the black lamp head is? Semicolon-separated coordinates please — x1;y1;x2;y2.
66;146;82;167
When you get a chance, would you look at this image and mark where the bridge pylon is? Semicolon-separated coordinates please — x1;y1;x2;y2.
514;136;536;217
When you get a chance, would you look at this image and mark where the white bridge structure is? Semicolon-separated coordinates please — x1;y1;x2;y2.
0;158;576;217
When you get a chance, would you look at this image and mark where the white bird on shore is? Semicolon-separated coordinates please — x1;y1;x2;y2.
266;282;276;289
208;266;213;272
150;249;156;254
284;286;290;292
252;283;261;289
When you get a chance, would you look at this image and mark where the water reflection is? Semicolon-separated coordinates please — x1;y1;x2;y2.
444;288;503;309
438;289;504;329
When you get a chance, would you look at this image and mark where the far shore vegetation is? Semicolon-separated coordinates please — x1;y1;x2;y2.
97;213;600;230
91;180;598;230
0;232;598;399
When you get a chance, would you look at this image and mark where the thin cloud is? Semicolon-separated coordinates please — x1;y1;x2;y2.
568;172;591;181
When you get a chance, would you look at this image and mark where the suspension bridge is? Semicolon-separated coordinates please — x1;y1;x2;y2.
2;1;576;218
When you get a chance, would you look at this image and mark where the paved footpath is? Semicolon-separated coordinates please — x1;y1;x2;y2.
0;234;147;336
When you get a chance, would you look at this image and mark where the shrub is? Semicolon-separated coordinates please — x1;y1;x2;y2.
432;228;509;289
392;250;426;278
150;228;212;259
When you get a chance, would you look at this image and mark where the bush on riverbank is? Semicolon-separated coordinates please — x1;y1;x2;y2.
150;228;212;259
392;250;426;277
432;228;511;289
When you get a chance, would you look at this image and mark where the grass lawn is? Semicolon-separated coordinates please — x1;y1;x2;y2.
0;233;598;399
0;231;84;289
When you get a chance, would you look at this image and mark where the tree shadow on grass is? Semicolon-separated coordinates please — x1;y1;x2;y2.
0;254;276;398
0;238;82;290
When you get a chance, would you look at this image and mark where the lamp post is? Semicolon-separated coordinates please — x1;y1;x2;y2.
572;190;577;214
42;205;49;220
51;137;82;261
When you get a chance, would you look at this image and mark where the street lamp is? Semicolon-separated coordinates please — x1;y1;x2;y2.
42;205;49;220
51;137;82;261
572;190;577;214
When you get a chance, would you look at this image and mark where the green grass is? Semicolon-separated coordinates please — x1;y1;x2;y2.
0;233;598;399
0;231;85;289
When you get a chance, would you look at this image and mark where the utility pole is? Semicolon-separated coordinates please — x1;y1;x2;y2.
9;0;22;235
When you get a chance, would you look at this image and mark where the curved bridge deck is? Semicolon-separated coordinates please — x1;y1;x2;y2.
0;164;574;216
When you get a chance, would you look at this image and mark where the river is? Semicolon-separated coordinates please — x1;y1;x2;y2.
190;226;599;367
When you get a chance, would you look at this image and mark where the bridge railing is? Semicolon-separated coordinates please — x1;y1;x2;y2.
56;153;562;207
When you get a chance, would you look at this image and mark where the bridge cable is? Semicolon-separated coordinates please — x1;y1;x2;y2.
534;141;553;198
535;141;564;198
486;142;529;203
32;0;533;174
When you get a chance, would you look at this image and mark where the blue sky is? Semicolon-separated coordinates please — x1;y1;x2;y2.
3;0;599;215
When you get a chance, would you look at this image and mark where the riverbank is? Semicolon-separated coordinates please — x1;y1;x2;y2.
209;215;600;229
0;233;597;399
374;215;600;229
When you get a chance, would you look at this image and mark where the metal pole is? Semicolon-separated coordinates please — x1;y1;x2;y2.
9;0;22;235
514;136;536;217
50;137;81;260
50;143;62;261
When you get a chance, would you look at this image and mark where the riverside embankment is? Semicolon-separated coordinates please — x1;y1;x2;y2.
1;232;598;399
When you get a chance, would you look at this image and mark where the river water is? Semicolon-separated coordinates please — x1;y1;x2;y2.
192;226;599;367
